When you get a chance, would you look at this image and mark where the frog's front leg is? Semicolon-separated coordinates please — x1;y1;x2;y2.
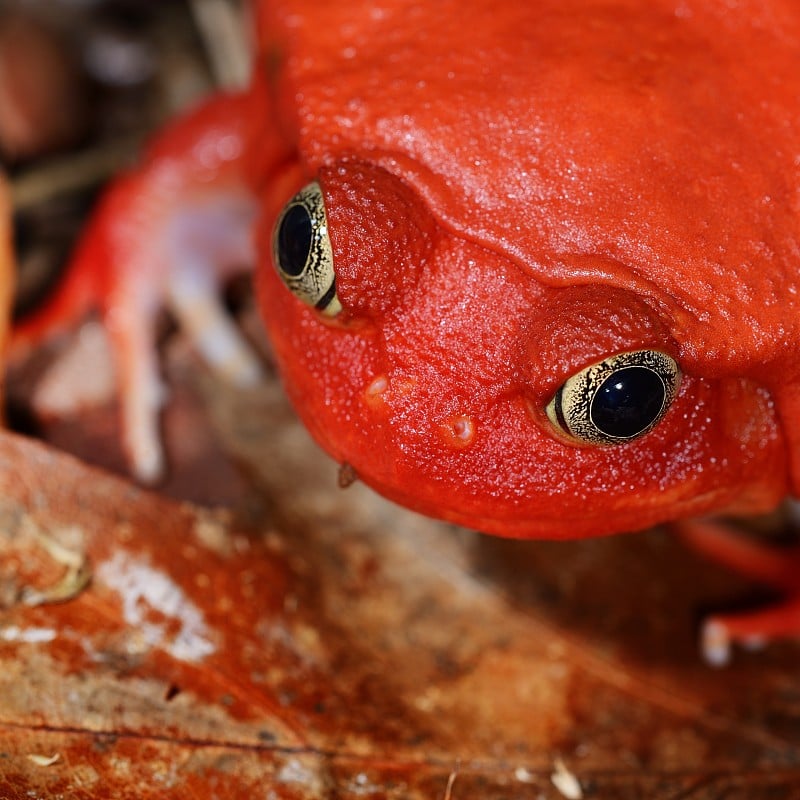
15;89;292;481
675;518;800;666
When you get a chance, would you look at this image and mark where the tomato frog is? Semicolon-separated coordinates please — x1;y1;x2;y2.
11;0;800;664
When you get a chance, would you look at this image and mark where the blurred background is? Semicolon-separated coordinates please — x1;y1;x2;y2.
2;0;247;319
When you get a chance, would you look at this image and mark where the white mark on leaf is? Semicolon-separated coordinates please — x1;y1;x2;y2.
97;552;216;662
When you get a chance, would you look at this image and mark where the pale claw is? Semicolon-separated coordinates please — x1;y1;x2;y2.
701;619;731;668
105;298;167;484
124;375;168;485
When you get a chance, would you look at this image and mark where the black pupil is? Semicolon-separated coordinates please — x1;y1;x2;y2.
590;366;665;439
277;203;312;276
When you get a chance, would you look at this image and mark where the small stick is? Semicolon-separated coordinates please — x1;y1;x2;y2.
443;762;460;800
9;136;143;211
188;0;251;89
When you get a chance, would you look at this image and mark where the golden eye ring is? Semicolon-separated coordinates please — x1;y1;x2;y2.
273;181;341;316
546;350;681;444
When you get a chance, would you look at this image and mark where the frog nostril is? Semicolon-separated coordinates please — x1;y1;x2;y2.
364;374;389;406
363;374;418;409
441;414;476;449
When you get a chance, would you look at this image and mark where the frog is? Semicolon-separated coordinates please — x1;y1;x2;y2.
11;0;800;663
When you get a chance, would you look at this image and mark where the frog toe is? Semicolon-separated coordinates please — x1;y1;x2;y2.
676;518;800;664
701;600;800;667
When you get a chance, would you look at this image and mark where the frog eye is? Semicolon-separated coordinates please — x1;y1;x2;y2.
545;350;681;444
273;181;342;316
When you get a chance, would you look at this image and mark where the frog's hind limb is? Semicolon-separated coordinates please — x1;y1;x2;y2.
674;517;800;666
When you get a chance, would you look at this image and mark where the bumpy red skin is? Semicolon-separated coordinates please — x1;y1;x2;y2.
17;1;800;542
255;0;800;539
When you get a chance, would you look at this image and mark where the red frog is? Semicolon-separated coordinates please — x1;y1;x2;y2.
12;0;800;664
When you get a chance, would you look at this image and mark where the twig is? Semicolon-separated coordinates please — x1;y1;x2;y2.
188;0;250;89
443;762;460;800
9;136;144;211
